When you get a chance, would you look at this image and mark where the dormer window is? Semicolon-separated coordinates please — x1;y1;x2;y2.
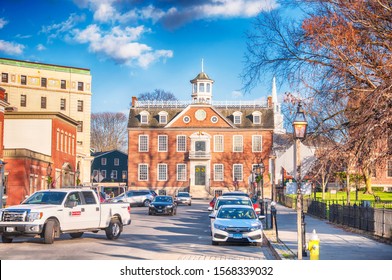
158;111;168;124
252;111;262;124
140;111;150;124
233;111;242;125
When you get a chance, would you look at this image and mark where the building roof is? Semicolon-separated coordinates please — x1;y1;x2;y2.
128;104;274;129
190;72;212;83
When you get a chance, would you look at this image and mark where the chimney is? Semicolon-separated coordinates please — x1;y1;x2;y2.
267;96;272;108
131;96;138;108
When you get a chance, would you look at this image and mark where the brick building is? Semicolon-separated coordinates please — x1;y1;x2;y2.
127;70;284;198
0;58;93;185
3;112;78;206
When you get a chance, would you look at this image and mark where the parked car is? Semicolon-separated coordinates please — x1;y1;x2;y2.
210;205;263;246
222;191;249;197
111;190;156;206
208;196;254;230
222;192;260;214
148;195;177;216
175;192;192;206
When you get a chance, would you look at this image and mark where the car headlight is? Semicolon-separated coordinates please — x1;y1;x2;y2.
27;212;43;222
166;205;173;208
214;223;227;231
250;224;262;231
149;205;154;208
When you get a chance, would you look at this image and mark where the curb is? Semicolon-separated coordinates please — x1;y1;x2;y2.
263;229;297;260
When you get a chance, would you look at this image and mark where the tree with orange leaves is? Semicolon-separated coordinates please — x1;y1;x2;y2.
243;0;392;194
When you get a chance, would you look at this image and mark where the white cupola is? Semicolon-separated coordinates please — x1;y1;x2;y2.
190;59;214;104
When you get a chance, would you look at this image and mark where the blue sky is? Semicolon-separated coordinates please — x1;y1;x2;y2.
0;0;281;113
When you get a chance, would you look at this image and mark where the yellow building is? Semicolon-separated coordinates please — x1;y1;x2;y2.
0;57;93;185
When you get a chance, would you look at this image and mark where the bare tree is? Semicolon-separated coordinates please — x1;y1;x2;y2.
91;112;128;153
137;89;178;101
242;0;392;194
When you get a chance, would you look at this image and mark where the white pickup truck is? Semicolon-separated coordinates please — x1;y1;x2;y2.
0;187;132;244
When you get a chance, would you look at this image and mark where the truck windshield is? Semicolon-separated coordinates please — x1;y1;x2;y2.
22;191;67;205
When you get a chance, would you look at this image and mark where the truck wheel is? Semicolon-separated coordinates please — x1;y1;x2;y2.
44;219;56;244
105;218;122;240
69;232;84;238
143;200;151;207
2;235;13;243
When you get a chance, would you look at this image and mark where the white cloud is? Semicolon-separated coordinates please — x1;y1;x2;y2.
231;90;243;98
0;40;24;55
72;24;173;68
41;13;86;40
0;18;8;29
36;44;46;51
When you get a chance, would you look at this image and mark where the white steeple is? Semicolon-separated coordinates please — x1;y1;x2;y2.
272;77;286;134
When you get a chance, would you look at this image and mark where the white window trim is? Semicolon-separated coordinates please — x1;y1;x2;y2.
233;164;243;181
158;111;168;124
233;135;243;152
177;164;187;181
158;135;168;152
387;160;392;178
252;135;263;152
157;163;168;181
138;164;149;181
138;135;149;152
140;110;150;124
214;135;224;152
233;111;242;125
214;164;224;181
177;135;187;152
252;111;262;124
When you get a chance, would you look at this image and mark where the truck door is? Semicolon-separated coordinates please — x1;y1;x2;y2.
62;191;85;231
80;191;101;228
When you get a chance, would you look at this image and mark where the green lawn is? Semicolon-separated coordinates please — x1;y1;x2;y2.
311;191;392;202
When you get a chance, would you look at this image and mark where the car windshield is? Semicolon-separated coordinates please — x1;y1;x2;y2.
22;191;67;205
177;193;190;197
154;196;173;203
215;199;251;209
217;208;257;219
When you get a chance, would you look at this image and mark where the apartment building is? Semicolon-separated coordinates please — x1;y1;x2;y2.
0;57;92;185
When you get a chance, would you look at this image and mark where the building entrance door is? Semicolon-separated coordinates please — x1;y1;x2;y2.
195;165;206;185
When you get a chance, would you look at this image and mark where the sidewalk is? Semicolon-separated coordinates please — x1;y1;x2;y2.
263;203;392;260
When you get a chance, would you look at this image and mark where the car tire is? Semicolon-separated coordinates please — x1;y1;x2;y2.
212;240;219;246
148;210;152;215
69;232;84;239
105;218;122;240
143;200;151;207
44;219;56;244
2;235;13;243
189;202;192;206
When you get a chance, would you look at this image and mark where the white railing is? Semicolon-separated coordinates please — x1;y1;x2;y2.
134;99;268;109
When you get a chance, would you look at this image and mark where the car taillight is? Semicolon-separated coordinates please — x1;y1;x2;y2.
127;206;131;214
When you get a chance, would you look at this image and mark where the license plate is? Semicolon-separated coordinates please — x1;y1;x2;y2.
157;210;162;212
6;227;15;232
233;233;242;239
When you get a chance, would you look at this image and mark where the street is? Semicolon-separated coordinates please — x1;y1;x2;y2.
0;200;276;260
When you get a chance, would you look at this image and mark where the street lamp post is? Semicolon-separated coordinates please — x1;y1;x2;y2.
292;102;308;260
253;162;265;215
46;163;52;189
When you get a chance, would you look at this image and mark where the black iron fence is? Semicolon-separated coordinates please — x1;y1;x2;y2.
277;193;392;239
